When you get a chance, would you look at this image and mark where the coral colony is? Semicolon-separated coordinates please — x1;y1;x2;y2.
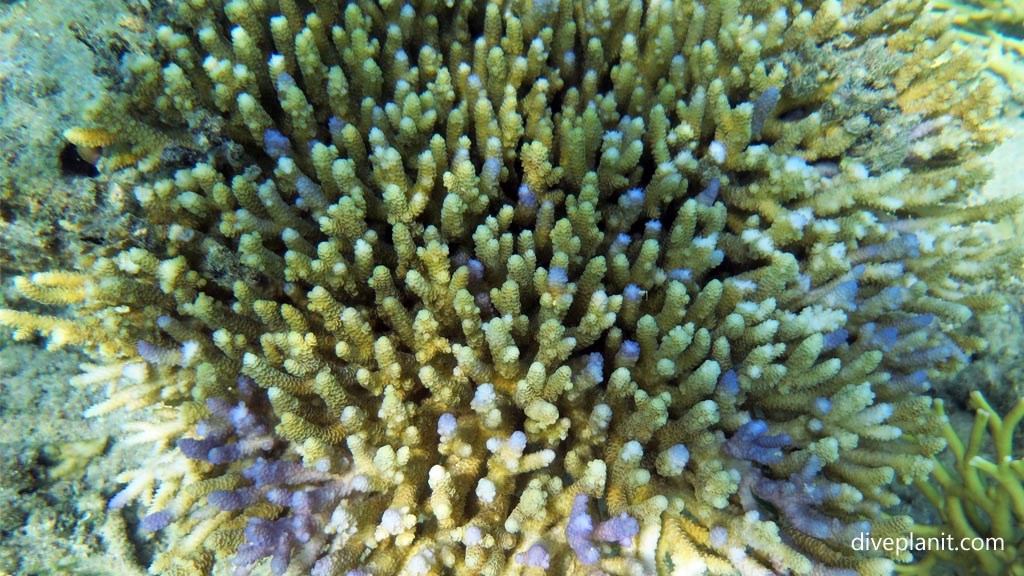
1;0;1021;574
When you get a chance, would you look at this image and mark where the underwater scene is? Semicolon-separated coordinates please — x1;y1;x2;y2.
1;0;1023;575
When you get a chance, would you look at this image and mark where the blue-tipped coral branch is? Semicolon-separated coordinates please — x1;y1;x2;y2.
0;0;1020;574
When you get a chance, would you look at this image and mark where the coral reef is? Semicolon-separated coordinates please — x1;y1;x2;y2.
902;391;1024;575
0;0;156;280
935;0;1024;38
0;343;148;575
933;0;1024;104
1;0;1020;574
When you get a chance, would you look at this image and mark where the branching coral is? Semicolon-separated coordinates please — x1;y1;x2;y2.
933;0;1024;98
902;391;1024;575
1;0;1020;574
934;0;1024;38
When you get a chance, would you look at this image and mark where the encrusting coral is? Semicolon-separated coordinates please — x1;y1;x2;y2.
1;0;1020;574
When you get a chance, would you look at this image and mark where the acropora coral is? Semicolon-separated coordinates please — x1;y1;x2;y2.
1;0;1020;574
933;0;1024;99
934;0;1024;38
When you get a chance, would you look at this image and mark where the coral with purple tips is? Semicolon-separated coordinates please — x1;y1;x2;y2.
0;0;1018;575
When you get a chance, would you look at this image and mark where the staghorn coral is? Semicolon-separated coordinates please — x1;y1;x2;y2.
1;0;1021;574
933;0;1024;103
934;0;1024;39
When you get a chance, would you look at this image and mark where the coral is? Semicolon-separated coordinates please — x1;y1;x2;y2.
46;437;108;480
1;0;1020;574
0;0;159;284
933;0;1024;103
901;391;1024;575
934;0;1024;38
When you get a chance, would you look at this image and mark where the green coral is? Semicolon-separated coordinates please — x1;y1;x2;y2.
903;392;1024;575
0;0;1020;574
